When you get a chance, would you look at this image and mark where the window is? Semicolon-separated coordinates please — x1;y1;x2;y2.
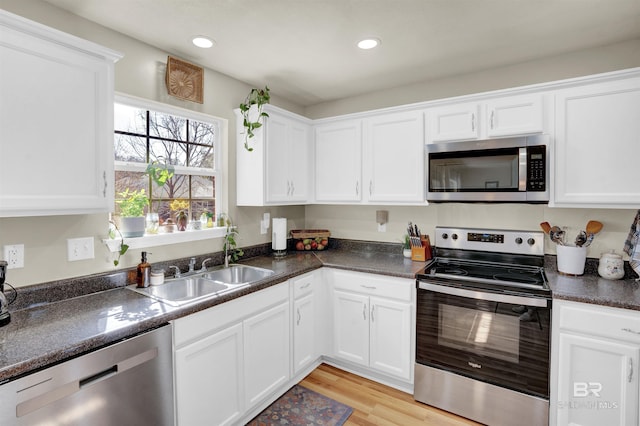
113;94;223;236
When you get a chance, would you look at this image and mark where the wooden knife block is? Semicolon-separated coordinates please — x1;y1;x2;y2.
411;235;432;262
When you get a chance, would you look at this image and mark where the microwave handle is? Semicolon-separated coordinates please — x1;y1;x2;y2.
518;147;527;191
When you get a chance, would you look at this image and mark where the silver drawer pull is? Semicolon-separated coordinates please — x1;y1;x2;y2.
361;285;377;290
622;328;640;335
299;282;311;289
629;358;634;383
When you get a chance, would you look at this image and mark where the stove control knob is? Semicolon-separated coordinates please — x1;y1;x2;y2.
515;237;523;245
451;233;458;240
442;233;448;240
527;238;536;246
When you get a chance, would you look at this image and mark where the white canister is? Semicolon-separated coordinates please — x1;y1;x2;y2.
598;250;625;280
557;245;587;275
150;269;165;285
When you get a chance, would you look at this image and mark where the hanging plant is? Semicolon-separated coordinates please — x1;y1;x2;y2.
239;86;270;151
146;158;175;187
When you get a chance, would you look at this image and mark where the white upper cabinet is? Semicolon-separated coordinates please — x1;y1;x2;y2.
363;110;425;203
553;75;640;208
314;119;362;203
427;102;480;142
0;10;121;217
427;94;544;143
236;105;311;206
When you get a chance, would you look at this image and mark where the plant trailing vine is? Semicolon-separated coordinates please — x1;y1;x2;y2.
108;219;129;267
239;86;270;151
222;218;244;264
146;158;175;186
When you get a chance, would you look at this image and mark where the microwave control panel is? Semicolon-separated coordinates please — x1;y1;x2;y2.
526;145;546;191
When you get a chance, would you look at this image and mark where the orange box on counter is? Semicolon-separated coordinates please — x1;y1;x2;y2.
291;229;330;251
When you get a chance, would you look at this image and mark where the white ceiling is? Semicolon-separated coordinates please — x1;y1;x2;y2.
43;0;640;107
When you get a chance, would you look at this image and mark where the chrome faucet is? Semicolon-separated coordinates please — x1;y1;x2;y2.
200;258;212;272
168;265;181;278
188;257;196;273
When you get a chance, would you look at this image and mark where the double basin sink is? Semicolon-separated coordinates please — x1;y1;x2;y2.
130;264;275;307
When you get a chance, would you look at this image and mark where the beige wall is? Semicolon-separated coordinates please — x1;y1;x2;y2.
0;0;638;287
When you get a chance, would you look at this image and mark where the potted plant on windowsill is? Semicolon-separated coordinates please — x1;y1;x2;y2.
239;86;270;152
116;188;149;237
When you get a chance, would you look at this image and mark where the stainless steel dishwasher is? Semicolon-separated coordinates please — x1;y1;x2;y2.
0;324;174;425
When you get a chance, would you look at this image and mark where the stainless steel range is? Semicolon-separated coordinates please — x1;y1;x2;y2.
414;227;551;426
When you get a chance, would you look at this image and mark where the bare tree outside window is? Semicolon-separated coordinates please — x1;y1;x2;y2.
114;102;220;230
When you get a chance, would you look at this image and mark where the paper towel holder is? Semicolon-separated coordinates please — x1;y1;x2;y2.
272;217;288;257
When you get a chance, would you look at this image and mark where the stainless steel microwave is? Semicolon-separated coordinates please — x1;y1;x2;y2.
426;135;549;203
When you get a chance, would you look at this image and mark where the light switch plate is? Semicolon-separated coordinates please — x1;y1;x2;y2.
67;237;95;262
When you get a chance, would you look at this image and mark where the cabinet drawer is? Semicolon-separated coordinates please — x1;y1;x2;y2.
329;269;412;302
292;272;314;299
557;300;640;344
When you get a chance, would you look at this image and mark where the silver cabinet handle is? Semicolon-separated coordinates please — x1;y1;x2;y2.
356;181;359;196
369;180;372;196
471;113;475;132
371;304;375;322
363;303;367;320
622;328;640;335
490;110;495;129
297;308;301;326
361;285;377;290
290;180;295;196
102;171;107;197
300;282;311;289
629;358;634;383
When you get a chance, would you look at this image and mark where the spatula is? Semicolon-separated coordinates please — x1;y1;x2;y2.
586;220;603;235
540;222;551;234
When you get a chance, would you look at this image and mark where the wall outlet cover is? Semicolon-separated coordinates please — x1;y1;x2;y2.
3;244;25;269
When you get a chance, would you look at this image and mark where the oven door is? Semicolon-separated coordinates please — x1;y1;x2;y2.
416;281;551;398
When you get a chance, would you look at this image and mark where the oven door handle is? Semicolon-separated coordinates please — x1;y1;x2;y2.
418;281;548;308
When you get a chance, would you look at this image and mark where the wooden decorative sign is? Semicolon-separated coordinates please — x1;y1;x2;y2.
165;56;204;103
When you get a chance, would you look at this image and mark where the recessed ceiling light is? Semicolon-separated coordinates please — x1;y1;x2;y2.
357;38;381;50
192;36;214;49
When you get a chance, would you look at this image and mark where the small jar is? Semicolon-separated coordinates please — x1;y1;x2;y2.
598;250;625;280
150;268;165;286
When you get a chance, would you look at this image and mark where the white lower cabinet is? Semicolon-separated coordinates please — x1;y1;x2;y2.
173;282;290;426
551;300;640;426
243;301;290;408
329;269;413;382
291;272;318;375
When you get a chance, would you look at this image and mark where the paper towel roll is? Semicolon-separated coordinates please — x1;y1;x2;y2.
272;218;287;251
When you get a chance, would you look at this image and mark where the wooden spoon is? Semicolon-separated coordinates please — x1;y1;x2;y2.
540;222;551;234
586;220;603;235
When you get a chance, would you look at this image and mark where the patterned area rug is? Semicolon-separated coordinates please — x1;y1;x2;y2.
247;384;353;426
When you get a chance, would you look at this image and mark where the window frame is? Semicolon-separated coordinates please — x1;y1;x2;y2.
106;93;228;252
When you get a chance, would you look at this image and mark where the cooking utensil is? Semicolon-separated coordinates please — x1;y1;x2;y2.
540;222;551;234
549;226;565;245
574;230;587;247
586;220;603;235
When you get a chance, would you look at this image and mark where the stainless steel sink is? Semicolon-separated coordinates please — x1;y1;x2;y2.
129;265;274;307
203;264;275;285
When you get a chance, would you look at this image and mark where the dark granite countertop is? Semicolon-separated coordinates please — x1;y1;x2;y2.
545;256;640;311
0;243;425;383
2;241;639;385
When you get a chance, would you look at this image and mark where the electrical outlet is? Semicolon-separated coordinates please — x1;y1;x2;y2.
3;244;25;269
67;237;95;262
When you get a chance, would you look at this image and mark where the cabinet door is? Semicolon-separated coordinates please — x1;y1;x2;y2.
288;121;310;202
332;290;369;366
369;296;412;380
554;77;640;207
555;333;639;426
427;103;479;142
293;293;315;374
175;323;244;426
363;110;425;203
486;94;544;137
314;121;362;202
244;301;290;409
0;14;119;217
265;115;290;203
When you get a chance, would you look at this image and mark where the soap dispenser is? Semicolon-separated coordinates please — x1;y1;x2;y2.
136;251;151;288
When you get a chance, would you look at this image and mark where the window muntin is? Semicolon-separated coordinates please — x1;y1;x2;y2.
113;96;222;230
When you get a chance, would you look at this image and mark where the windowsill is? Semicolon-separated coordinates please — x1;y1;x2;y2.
103;227;227;252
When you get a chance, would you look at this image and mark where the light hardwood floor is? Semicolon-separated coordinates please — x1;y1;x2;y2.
299;364;482;426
